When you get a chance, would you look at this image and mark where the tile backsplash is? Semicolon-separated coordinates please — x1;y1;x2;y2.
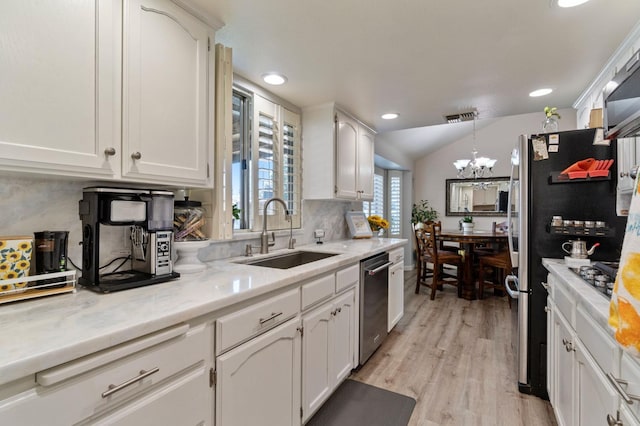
0;175;360;272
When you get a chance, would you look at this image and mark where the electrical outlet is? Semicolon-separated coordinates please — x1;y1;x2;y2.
314;229;325;238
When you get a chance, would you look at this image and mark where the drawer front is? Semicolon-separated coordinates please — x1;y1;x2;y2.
216;288;300;355
388;248;404;264
336;264;359;293
3;325;208;425
554;281;575;327
301;274;335;310
576;305;617;373
620;353;640;421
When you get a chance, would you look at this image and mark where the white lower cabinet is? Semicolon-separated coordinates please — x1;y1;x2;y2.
388;248;404;332
553;306;576;426
302;288;357;423
0;323;213;426
216;317;302;426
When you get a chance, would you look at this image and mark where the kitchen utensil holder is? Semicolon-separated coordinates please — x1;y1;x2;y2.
0;270;76;304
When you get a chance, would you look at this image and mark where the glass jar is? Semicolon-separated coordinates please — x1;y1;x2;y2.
542;116;558;133
173;198;207;241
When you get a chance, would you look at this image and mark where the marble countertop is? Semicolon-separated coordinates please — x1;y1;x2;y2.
542;258;611;333
0;238;407;386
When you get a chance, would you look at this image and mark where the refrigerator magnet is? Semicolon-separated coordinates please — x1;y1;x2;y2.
549;145;559;153
532;137;549;161
549;134;559;144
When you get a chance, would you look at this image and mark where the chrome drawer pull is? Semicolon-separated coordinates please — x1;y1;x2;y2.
606;373;640;405
101;367;160;398
259;312;283;325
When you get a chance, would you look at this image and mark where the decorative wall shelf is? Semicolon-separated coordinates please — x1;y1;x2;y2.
547;225;615;238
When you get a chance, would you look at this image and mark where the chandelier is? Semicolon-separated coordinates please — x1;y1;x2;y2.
452;112;497;179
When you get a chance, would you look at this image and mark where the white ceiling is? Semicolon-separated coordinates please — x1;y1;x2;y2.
192;0;640;157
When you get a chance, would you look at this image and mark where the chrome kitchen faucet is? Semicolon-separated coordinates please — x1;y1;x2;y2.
260;197;295;254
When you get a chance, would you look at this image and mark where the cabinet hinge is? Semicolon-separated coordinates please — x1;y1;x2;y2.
300;406;303;419
334;185;338;194
297;326;303;337
207;162;210;178
208;37;211;51
209;368;216;387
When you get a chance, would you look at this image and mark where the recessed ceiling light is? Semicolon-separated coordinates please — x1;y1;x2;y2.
529;88;553;97
262;73;288;85
557;0;590;7
381;113;399;120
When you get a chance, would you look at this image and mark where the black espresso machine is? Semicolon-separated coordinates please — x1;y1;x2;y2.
78;187;180;292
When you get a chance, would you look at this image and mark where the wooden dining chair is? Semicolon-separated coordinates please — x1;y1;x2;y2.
477;249;512;307
415;222;463;300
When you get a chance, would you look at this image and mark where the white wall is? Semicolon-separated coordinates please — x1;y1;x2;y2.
413;108;577;231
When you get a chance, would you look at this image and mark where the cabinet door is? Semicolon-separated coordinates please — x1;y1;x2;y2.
216;317;302;426
301;301;333;422
357;125;375;201
0;0;120;177
388;261;404;332
123;0;211;186
554;310;576;426
547;298;555;405
331;288;356;385
575;340;618;426
618;137;637;193
335;111;358;199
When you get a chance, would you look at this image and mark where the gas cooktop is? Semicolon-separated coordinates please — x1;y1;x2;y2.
571;261;619;299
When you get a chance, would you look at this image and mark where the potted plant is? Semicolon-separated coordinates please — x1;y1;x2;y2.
543;106;561;133
462;215;474;233
411;200;439;228
232;203;241;228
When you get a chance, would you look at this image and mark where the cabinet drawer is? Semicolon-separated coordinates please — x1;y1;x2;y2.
620;353;640;421
216;288;300;355
2;324;207;425
301;274;335;310
388;248;404;264
555;281;575;327
336;264;359;293
576;305;617;373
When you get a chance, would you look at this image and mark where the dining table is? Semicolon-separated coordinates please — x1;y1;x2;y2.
438;229;508;300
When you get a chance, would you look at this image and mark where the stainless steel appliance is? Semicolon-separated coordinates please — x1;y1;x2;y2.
359;252;392;365
78;187;180;292
604;48;640;140
505;128;626;398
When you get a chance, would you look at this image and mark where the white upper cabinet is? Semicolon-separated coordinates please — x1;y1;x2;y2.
123;0;212;186
0;0;121;178
0;0;215;187
303;103;375;201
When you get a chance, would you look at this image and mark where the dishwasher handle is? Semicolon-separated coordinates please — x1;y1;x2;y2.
365;261;393;276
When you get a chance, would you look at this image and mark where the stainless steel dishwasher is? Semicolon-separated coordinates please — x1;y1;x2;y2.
359;252;392;365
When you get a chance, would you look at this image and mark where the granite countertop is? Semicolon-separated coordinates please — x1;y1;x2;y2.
542;258;611;333
0;238;407;386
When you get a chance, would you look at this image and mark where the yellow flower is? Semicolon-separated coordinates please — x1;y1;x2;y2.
0;241;5;250
0;283;13;292
14;282;27;289
7;252;21;261
0;262;9;273
367;215;390;230
14;260;30;271
18;241;31;251
3;271;18;280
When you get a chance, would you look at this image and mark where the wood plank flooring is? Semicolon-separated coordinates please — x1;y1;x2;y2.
350;269;557;426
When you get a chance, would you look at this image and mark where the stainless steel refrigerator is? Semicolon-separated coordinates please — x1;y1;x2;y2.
505;128;626;399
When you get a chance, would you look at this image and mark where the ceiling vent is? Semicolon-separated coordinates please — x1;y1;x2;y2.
444;110;477;124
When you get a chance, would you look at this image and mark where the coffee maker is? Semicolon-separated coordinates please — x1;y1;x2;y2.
78;187;179;292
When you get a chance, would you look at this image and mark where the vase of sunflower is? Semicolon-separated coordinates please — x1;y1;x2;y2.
367;215;390;238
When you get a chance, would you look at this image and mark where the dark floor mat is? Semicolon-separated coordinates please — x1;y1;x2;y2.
306;379;416;426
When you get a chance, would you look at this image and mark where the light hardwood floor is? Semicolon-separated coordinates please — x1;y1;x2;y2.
350;268;557;426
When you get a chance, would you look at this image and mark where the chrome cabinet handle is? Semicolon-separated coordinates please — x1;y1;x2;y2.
607;411;623;425
606;373;640;405
259;311;283;325
541;282;549;290
131;152;142;160
331;309;337;316
104;147;116;156
620;166;638;179
337;307;342;313
101;367;159;398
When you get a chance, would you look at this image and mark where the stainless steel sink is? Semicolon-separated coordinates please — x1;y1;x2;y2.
240;251;339;269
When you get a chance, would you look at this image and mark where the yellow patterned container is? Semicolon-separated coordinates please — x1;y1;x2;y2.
609;177;640;356
0;236;33;294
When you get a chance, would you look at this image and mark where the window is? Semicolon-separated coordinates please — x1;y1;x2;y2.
231;89;301;232
363;169;403;237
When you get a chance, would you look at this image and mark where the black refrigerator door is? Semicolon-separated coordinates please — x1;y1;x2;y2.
523;128;626;398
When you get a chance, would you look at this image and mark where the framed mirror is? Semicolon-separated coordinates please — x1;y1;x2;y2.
445;177;517;217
